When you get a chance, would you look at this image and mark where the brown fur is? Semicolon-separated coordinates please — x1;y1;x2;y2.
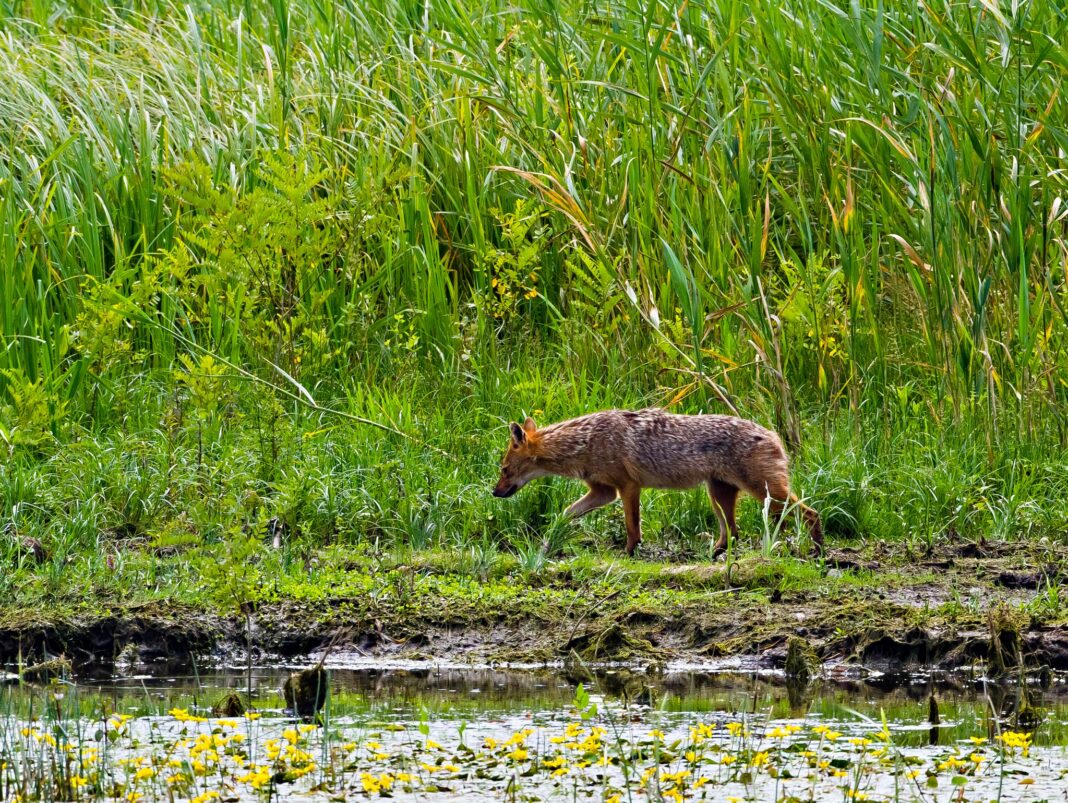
492;408;822;557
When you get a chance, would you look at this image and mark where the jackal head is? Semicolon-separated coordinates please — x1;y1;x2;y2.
493;418;546;498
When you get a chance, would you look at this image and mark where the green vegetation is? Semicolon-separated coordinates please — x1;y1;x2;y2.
1;0;1067;641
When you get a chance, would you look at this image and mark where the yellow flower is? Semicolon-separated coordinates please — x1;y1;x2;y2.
484;737;499;749
191;793;220;803
508;748;529;761
69;775;88;789
360;773;381;793
169;707;206;723
969;736;988;745
133;767;155;781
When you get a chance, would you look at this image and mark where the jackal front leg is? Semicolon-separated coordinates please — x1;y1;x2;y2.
564;482;617;519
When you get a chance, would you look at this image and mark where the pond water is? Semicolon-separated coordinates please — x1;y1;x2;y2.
2;661;1067;801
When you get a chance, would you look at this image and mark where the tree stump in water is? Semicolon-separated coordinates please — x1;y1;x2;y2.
283;666;329;720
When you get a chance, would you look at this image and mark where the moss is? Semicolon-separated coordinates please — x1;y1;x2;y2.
213;691;246;717
785;636;820;684
20;657;73;683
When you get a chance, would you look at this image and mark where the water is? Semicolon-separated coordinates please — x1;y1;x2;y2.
3;661;1067;801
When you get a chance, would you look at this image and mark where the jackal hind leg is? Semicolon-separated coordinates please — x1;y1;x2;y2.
564;483;617;519
620;484;642;556
707;479;739;559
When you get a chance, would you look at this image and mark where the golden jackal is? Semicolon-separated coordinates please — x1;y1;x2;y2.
492;409;822;557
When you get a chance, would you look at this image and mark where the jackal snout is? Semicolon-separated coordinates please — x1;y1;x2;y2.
492;418;541;498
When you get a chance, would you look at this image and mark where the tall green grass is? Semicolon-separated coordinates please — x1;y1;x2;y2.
1;0;1067;572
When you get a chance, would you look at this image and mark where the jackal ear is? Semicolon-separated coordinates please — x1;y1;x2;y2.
510;422;526;445
523;417;537;434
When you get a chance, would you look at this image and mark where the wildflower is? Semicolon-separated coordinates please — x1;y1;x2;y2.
191;793;220;803
507;748;529;761
483;737;499;749
238;766;271;789
751;751;769;767
360;773;381;793
649;728;666;740
969;736;988;745
69;775;88;789
244;712;261;720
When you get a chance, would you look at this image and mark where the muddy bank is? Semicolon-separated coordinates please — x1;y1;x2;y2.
4;545;1067;677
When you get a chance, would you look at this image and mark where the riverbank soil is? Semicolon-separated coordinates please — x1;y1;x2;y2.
3;539;1066;676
